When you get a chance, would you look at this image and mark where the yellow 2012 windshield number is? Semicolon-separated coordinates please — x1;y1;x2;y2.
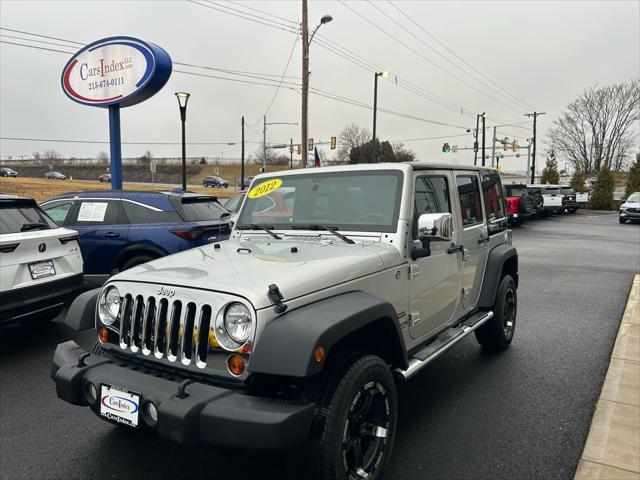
248;179;283;199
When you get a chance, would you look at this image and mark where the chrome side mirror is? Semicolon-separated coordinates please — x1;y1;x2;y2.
418;212;453;242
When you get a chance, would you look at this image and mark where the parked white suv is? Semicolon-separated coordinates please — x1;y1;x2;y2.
0;194;83;325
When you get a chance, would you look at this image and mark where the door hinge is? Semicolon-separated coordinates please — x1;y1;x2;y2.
409;264;420;279
462;288;471;300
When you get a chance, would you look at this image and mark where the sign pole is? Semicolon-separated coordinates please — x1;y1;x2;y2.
108;104;123;190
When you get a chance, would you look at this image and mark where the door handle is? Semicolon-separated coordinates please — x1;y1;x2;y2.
104;232;120;239
478;236;490;244
447;244;464;254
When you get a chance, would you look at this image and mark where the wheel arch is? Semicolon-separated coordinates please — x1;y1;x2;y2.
479;244;518;309
112;244;166;272
249;291;408;378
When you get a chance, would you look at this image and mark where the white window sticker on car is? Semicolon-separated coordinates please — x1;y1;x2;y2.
77;202;108;222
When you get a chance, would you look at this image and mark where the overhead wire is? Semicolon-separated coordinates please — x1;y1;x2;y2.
387;1;535;111
338;0;524;115
366;1;532;112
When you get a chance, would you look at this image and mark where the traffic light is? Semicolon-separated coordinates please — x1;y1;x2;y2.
289;145;294;153
442;143;450;153
308;138;314;151
511;140;518;152
330;136;337;150
473;141;478;153
502;137;509;151
297;144;301;154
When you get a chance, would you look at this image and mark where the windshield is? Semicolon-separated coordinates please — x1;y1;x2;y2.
627;193;640;203
560;188;574;194
236;170;404;233
541;187;560;194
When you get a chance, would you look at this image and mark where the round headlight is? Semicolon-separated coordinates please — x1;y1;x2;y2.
223;302;252;343
98;286;121;326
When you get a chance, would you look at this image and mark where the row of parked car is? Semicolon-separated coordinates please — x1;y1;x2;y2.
504;183;590;226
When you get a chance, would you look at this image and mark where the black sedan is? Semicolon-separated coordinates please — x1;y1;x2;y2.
202;175;229;188
0;167;18;177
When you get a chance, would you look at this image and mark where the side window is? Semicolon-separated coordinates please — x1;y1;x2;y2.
224;194;243;213
481;173;507;233
41;201;74;226
456;175;484;227
413;176;451;238
74;200;127;225
122;201;180;224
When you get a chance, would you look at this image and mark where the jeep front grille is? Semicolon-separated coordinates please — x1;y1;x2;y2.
117;293;213;368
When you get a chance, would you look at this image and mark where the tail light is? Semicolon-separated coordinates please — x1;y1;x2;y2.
0;243;20;253
58;235;79;245
506;197;520;214
171;228;202;241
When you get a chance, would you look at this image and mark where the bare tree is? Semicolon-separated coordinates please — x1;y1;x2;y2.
337;123;371;163
547;79;640;173
96;151;109;164
43;149;60;162
392;142;416;162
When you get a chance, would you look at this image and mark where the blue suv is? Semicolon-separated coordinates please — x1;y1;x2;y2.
40;190;231;287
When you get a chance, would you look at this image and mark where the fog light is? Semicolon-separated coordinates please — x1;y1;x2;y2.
145;401;158;426
227;354;245;376
314;345;326;363
84;382;98;405
98;327;108;343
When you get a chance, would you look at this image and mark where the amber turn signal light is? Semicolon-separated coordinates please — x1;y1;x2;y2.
227;354;245;376
314;345;326;363
98;327;108;343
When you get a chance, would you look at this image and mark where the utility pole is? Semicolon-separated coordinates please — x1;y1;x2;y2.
526;141;531;180
262;115;267;172
525;111;545;183
473;113;480;166
290;138;294;169
491;125;497;168
301;0;309;168
481;112;486;167
241;116;245;189
372;73;379;163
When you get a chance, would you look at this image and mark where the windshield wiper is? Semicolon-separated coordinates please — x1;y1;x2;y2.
291;225;355;244
237;224;282;240
20;222;49;232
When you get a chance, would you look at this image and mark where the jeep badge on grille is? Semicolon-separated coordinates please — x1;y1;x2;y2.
157;286;175;297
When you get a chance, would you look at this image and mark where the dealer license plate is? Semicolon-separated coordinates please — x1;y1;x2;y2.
100;385;140;428
29;260;55;279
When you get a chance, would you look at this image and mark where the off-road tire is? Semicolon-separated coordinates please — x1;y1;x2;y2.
521;196;534;214
121;255;154;271
307;352;397;480
476;274;517;350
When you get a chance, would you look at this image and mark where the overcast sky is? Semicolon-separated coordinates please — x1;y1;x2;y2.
1;0;638;171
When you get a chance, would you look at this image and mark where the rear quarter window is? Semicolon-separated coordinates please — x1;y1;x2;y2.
72;200;127;225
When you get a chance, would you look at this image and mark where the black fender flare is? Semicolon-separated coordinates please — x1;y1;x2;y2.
64;288;100;331
112;244;166;271
249;291;408;378
479;244;518;309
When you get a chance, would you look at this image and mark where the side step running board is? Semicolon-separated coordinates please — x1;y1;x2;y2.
395;311;494;380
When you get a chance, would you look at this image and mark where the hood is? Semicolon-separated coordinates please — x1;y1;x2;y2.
621;200;640;208
112;235;403;309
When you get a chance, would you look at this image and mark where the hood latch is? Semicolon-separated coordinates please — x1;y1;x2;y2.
268;284;288;314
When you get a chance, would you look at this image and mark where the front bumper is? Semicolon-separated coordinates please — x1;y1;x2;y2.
0;273;83;325
620;210;640;220
51;341;315;450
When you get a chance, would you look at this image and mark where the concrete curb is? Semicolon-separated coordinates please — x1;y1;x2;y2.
574;274;640;480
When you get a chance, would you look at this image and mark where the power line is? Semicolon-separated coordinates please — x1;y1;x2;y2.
252;33;300;125
367;1;532;112
0;27;83;46
188;1;298;34
338;0;524;115
0;135;266;145
0;33;80;50
0;39;75;55
387;1;535;111
225;0;298;26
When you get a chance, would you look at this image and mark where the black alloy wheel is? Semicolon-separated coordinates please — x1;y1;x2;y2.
308;353;397;480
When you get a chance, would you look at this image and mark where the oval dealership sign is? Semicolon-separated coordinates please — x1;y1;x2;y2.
61;36;172;108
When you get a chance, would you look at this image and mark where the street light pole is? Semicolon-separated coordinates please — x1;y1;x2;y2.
525;111;545;183
175;92;190;191
372;71;389;163
481;112;486;167
301;4;333;168
241;115;245;189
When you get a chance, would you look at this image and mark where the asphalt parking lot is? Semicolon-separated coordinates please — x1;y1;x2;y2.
1;211;638;480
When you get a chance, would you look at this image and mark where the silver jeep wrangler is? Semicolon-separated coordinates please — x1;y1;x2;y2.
52;163;518;480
